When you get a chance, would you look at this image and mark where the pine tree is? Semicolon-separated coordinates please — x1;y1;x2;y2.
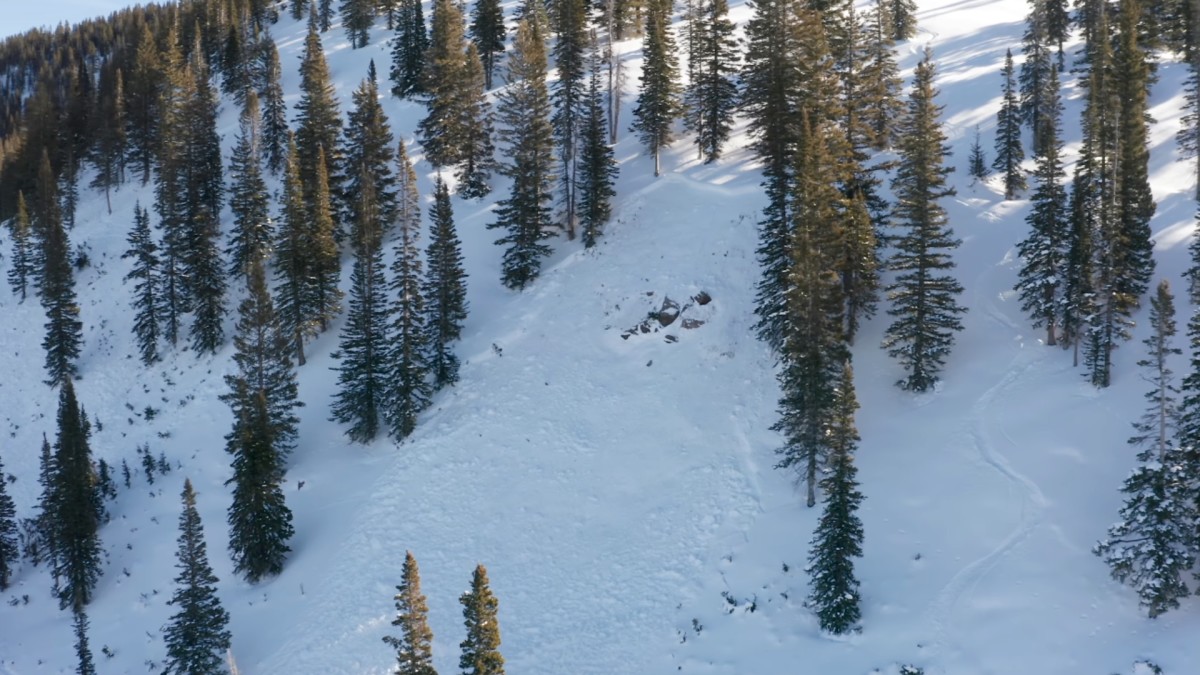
456;44;497;199
459;565;505;675
127;26;162;186
390;0;429;98
342;0;376;47
423;176;469;389
331;166;392;443
386;156;432;442
8;191;34;302
889;0;918;40
90;66;127;213
163;479;232;675
0;453;18;590
228;91;274;281
1182;13;1200;199
806;362;864;634
420;0;482;168
1015;66;1068;346
260;40;291;175
883;48;966;392
578;35;619;249
993;49;1026;200
296;10;346;236
1114;0;1156;303
186;203;227;356
345;64;399;241
631;0;682;177
51;380;103;612
471;0;506;90
861;0;905;150
683;0;739;163
489;18;557;291
551;0;589;238
383;551;438;675
154;26;192;349
1095;281;1193;618
123;203;162;365
73;610;96;675
967;126;989;183
41;162;83;387
320;0;336;31
1020;0;1057;155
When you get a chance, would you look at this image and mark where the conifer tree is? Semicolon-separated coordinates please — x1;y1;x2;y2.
551;0;589;237
390;0;429;98
968;126;989;183
386;157;432;442
293;0;312;20
889;0;918;40
296;10;346;233
342;0;376;47
127;26;162;185
1015;66;1068;346
1095;281;1193;618
319;0;336;31
423;176;469;389
683;0;739;163
471;0;506;90
260;41;290;175
420;0;483;168
41;169;83;387
489;18;557;290
154;27;192;349
383;551;437;675
90;66;127;212
123;203;162;365
1020;0;1057;155
807;362;864;634
32;149;60;293
73;610;96;675
883;48;966;392
631;0;682;177
179;37;227;304
993;49;1027;200
8;191;34;302
331;167;392;443
186;203;227;356
1114;0;1155;301
29;435;57;570
163;479;232;674
456;45;497;199
0;453;18;590
578;36;619;249
228;91;274;281
51;380;103;611
345;65;399;240
459;565;505;675
861;0;904;150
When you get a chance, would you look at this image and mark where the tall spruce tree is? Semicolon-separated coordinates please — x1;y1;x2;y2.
459;565;505;675
423;176;469;389
1020;0;1057;155
861;0;904;150
163;479;233;675
806;362;864;634
683;0;739;163
631;0;682;177
420;0;483;168
345;65;400;241
471;0;506;90
90;66;127;213
127;26;162;186
296;9;346;236
51;380;103;611
489;18;558;291
0;453;18;590
8;191;34;302
260;40;291;175
993;49;1027;200
123;203;162;365
551;0;589;238
967;126;989;183
883;48;966;392
1095;281;1193;618
391;0;429;98
342;0;376;47
383;551;438;675
186;203;227;356
154;26;192;349
1114;0;1156;302
41;166;83;387
578;35;619;249
456;45;497;199
889;0;918;40
73;610;97;675
228;91;274;280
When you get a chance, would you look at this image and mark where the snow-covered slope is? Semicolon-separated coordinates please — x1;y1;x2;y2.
1;0;1197;673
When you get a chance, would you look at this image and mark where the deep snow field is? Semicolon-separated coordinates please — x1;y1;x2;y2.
1;0;1198;672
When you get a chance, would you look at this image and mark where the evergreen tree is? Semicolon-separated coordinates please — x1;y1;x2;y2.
386;155;432;442
228;91;274;281
1095;281;1193;618
154;26;192;350
296;10;346;236
551;0;589;238
345;65;399;240
127;26;163;186
186;204;227;356
51;380;103;611
293;0;313;20
578;36;619;249
163;479;232;675
73;610;96;675
90;66;127;213
342;0;376;47
1015;66;1068;346
806;362;864;634
489;18;557;290
1020;0;1057;155
456;44;497;199
123;203;162;365
993;49;1027;200
683;0;739;164
8;191;34;302
889;0;918;40
967;126;989;183
631;0;682;177
260;40;291;175
423;176;469;389
0;453;18;590
320;0;336;31
459;565;505;675
861;0;905;150
391;0;429;98
471;0;506;90
1114;0;1156;302
420;0;483;168
41;166;83;387
383;551;438;675
1181;27;1200;200
883;48;966;392
331;166;392;443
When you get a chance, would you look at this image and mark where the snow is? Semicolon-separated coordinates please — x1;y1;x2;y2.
0;0;1197;673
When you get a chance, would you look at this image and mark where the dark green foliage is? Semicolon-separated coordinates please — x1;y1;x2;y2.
551;0;588;238
967;126;989;183
342;0;376;47
631;0;682;177
296;12;346;236
186;205;227;356
260;41;291;175
154;28;192;349
471;0;506;90
489;18;557;290
806;362;864;634
127;27;162;186
74;610;96;675
1095;282;1193;617
9;192;34;302
886;0;918;40
51;380;104;612
228;91;274;281
89;66;127;212
420;0;484;168
860;0;904;150
423;176;469;389
459;565;505;675
345;66;399;242
683;0;739;163
163;479;232;674
883;49;966;392
331;167;392;443
1113;0;1155;303
40;156;83;387
320;0;336;31
30;435;57;569
123;204;162;365
390;0;429;98
383;551;438;675
0;454;17;590
578;37;619;249
1020;0;1057;155
455;45;497;200
293;0;312;20
993;49;1026;200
